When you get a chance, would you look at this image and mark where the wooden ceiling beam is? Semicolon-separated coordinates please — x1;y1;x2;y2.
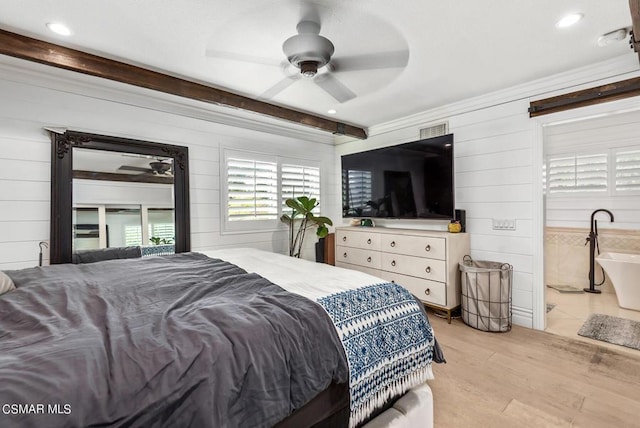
630;0;640;63
528;76;640;117
73;170;174;184
0;29;367;140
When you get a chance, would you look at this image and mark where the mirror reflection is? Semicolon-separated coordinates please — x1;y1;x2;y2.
72;148;176;255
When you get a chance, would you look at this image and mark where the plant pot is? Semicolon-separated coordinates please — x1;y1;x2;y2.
315;238;326;263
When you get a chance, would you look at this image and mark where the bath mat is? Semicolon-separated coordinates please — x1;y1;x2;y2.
578;314;640;351
546;303;556;313
547;284;584;293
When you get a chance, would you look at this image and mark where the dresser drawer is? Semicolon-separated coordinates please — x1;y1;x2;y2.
377;271;446;307
381;252;446;282
335;262;383;278
336;246;381;269
380;234;446;260
336;229;381;251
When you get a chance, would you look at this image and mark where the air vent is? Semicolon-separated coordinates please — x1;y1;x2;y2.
419;122;449;139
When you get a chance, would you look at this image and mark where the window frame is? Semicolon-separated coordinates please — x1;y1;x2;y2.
545;145;640;198
221;149;323;234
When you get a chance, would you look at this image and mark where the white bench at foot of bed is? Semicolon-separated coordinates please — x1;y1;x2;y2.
362;383;434;428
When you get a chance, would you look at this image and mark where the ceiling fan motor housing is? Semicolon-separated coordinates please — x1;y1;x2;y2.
282;21;334;76
149;161;171;175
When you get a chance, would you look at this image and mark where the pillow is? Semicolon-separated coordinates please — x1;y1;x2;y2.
0;271;16;295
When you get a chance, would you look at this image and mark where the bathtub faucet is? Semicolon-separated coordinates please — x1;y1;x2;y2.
585;209;614;293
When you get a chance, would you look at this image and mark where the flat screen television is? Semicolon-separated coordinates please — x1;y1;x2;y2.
341;134;454;219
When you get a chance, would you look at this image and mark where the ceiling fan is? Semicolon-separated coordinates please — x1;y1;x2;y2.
118;159;173;176
206;18;409;103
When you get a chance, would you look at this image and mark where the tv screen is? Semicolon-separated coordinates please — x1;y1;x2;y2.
341;134;454;219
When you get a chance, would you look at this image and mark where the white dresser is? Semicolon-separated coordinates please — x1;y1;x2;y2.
335;227;470;322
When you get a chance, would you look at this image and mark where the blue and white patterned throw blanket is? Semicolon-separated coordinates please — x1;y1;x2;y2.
317;282;435;427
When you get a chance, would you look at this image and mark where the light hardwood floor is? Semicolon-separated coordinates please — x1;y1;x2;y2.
427;313;640;428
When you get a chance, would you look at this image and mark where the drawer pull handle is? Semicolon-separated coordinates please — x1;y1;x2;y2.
390;241;396;247
367;238;372;244
342;236;347;242
367;257;372;263
425;266;431;274
343;252;347;258
424;288;431;296
391;260;396;267
425;244;431;252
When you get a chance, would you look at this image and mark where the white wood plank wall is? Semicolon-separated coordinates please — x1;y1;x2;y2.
0;63;338;270
337;99;537;327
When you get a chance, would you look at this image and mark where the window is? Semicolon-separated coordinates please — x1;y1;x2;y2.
124;225;143;246
223;150;322;232
282;164;321;213
148;208;175;244
546;147;640;196
546;154;607;194
227;157;278;221
615;150;640;192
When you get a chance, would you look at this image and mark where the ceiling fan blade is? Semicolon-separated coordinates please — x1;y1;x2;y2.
204;49;282;67
330;50;410;72
314;74;356;103
118;165;150;173
259;75;301;100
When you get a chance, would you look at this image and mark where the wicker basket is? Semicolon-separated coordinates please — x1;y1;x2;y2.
459;255;513;332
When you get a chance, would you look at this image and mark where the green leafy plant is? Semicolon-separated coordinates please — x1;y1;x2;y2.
280;196;333;258
150;237;173;245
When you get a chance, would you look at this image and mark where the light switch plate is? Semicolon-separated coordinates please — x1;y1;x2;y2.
492;219;516;230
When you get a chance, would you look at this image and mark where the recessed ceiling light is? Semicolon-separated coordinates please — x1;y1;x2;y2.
327;109;337;115
46;22;72;36
556;13;583;28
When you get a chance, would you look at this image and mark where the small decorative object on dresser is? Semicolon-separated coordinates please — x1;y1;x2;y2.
448;220;462;233
335;227;470;323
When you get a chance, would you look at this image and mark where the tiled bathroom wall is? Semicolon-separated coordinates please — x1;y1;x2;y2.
545;227;640;294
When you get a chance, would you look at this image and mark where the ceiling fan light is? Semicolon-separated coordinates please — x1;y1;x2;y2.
300;61;318;77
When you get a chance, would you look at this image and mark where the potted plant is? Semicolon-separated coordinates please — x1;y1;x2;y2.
280;196;332;258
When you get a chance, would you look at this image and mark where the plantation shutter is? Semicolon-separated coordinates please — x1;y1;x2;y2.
227;158;278;221
124;225;142;246
281;164;321;213
547;154;607;193
615;150;640;192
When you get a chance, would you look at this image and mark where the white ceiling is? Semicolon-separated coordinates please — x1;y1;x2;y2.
0;1;635;129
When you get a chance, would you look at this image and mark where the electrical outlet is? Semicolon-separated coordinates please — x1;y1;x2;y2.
492;219;516;231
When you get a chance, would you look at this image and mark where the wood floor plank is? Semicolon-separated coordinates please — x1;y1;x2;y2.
427;314;640;427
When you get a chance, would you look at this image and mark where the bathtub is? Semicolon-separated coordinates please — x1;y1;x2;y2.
596;252;640;311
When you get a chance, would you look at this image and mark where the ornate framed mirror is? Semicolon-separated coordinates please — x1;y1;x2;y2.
49;130;190;264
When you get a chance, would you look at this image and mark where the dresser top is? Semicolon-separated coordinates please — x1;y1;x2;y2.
335;226;467;238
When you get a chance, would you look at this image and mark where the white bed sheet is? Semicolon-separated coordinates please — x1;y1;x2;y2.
201;248;385;300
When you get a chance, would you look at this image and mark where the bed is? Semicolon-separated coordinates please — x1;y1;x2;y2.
0;248;442;427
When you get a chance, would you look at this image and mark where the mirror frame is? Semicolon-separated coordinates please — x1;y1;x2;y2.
49;130;190;264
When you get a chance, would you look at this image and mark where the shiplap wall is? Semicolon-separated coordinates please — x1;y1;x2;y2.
0;60;338;270
336;99;537;327
544;109;640;230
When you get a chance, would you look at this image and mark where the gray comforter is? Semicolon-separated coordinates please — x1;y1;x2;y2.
0;253;348;427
